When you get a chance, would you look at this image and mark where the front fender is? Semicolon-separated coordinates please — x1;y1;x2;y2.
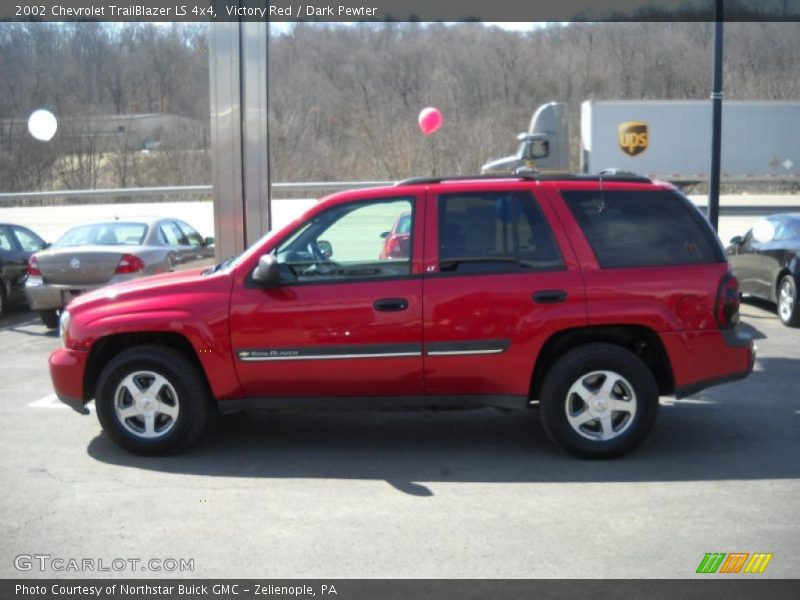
71;307;241;401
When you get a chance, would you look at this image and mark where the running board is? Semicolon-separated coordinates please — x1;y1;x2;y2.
216;395;531;414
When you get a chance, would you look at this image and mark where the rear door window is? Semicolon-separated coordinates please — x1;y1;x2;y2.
561;190;723;268
159;222;185;246
0;227;13;251
12;226;46;252
437;191;563;273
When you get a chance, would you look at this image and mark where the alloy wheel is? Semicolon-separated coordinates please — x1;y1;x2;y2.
114;371;180;439
564;370;638;441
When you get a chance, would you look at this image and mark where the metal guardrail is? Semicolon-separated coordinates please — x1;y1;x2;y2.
0;182;393;204
1;182;799;216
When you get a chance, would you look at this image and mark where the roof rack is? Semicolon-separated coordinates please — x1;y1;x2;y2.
396;172;652;186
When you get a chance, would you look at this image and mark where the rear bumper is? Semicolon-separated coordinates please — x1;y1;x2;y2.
25;278;66;310
49;347;90;414
663;328;756;399
25;275;136;310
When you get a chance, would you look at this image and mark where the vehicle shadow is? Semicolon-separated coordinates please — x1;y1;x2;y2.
87;354;800;495
0;306;56;337
738;320;766;340
740;296;779;320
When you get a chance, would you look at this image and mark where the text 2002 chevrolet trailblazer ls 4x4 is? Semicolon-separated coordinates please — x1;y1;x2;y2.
50;174;755;457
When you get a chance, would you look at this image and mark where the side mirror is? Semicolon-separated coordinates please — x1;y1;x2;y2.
203;236;215;247
317;239;333;259
252;254;280;286
42;242;51;250
729;235;744;246
380;231;390;239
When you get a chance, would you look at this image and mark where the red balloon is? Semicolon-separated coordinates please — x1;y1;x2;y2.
418;107;443;135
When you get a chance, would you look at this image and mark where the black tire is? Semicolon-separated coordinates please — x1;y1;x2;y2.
539;343;659;459
0;284;6;319
777;275;800;327
95;345;211;455
39;309;59;329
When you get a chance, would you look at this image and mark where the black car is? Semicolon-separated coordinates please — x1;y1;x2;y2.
727;213;800;327
0;223;48;318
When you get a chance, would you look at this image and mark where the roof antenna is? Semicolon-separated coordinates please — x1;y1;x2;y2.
598;174;607;214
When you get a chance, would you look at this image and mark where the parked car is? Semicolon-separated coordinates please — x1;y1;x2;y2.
726;213;800;327
378;211;411;260
0;223;48;318
26;218;214;328
50;174;754;457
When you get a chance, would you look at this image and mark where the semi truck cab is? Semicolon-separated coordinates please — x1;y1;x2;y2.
481;102;570;175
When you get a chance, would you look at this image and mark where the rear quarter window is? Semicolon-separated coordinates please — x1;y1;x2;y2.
561;190;724;268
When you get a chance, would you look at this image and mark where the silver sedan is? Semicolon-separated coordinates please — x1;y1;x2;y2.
25;217;214;327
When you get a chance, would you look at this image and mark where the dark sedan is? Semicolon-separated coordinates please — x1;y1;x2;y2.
727;213;800;327
0;223;48;319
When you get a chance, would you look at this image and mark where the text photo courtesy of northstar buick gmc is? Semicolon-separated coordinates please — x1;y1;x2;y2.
49;174;755;458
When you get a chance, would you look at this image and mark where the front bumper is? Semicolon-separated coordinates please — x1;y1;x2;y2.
49;347;90;414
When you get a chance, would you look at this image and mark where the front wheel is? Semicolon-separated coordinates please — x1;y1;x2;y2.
777;275;800;327
95;345;211;455
539;343;659;458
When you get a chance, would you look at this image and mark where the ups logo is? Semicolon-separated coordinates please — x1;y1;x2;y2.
618;121;648;156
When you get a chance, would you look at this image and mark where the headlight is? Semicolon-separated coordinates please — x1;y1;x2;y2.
59;310;71;349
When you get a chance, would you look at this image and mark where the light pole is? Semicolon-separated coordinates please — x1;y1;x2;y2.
708;0;724;231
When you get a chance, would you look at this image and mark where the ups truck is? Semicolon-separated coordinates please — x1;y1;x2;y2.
481;100;800;182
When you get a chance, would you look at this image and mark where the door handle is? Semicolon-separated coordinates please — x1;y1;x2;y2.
374;298;409;312
532;290;567;304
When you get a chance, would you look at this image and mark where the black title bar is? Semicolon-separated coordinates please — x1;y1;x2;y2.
2;0;800;22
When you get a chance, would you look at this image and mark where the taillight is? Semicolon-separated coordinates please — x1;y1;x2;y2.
27;255;42;276
385;235;409;259
115;254;145;274
715;272;740;329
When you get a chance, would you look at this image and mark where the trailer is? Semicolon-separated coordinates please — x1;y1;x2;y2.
482;100;800;183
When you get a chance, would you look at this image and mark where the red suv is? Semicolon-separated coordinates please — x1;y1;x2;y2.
50;174;754;457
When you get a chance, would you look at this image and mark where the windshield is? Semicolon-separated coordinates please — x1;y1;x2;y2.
396;214;412;234
55;223;148;247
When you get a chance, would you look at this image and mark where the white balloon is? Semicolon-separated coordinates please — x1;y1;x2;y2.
752;218;775;243
27;109;58;142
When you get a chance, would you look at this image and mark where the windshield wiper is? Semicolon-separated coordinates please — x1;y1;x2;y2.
203;256;238;275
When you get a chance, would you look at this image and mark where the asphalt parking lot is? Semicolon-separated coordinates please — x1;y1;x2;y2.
0;300;798;579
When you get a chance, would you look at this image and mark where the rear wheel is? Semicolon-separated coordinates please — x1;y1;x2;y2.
777;275;800;327
540;343;659;458
39;309;59;329
95;345;211;455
